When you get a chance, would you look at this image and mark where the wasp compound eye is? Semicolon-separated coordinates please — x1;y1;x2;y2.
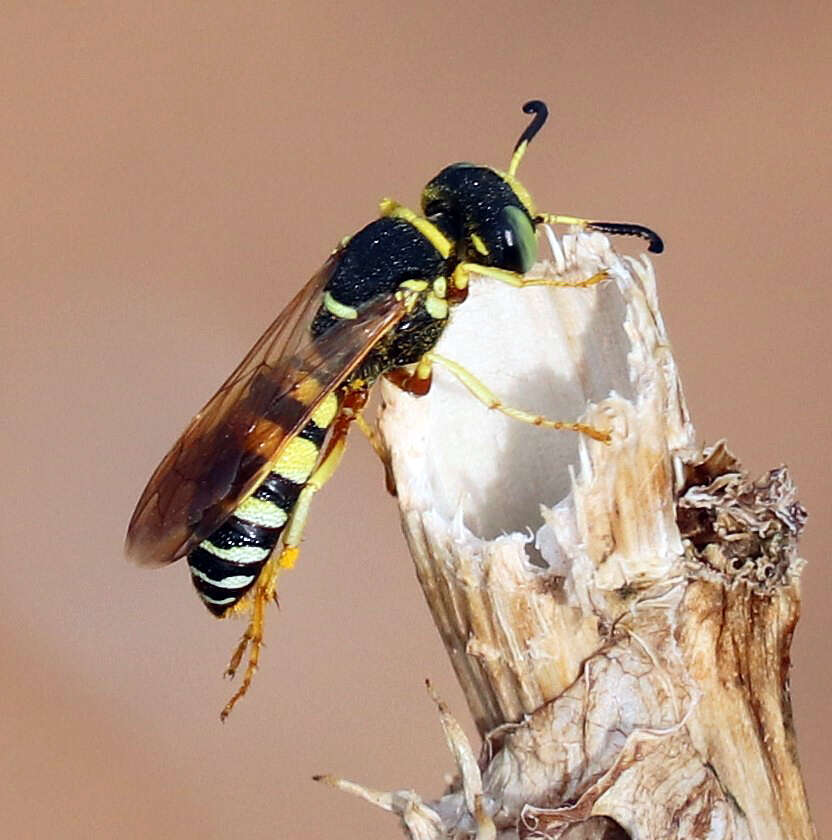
496;206;537;274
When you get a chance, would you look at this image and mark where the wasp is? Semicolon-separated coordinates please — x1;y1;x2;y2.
126;100;663;719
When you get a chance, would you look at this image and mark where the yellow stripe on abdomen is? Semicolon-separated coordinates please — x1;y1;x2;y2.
310;392;339;429
272;436;320;484
235;496;289;529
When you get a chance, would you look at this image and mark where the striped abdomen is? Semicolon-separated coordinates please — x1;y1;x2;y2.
187;392;340;615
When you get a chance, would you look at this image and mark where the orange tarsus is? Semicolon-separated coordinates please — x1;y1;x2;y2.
385;366;433;396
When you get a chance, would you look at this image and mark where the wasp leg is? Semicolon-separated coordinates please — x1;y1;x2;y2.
354;411;385;459
451;261;608;293
221;553;281;721
354;411;398;497
379;362;439;492
425;351;611;444
385;356;433;397
279;384;368;570
536;213;664;254
220;392;363;721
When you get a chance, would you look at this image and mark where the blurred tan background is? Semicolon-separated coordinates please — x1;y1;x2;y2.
1;2;829;837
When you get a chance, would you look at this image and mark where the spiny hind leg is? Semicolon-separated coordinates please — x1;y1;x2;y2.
221;554;282;721
424;351;611;443
220;396;360;720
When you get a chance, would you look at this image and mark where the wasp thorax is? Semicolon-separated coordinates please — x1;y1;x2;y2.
421;164;538;274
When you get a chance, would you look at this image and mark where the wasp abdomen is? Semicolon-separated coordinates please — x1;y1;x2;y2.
187;392;340;615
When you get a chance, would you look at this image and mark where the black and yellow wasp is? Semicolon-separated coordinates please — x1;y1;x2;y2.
126;101;662;719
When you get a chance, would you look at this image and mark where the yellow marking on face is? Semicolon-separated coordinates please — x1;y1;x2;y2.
324;291;358;320
425;293;448;321
236;496;289;529
310;392;339;428
273;436;320;484
379;198;452;259
471;234;489;256
400;279;429;292
432;276;447;298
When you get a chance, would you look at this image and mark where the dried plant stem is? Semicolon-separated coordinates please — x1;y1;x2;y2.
322;231;814;839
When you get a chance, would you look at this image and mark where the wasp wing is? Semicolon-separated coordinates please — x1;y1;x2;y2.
126;253;404;566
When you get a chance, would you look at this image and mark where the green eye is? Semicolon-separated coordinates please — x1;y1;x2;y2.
501;205;537;273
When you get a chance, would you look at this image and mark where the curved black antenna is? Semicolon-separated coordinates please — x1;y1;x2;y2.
585;221;665;254
508;100;549;176
514;100;549;152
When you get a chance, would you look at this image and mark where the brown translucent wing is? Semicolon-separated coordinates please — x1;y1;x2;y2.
126;252;404;566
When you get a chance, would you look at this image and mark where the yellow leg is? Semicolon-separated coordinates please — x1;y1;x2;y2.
354;412;388;467
451;260;608;293
221;553;281;720
281;433;347;551
220;408;355;721
336;384;393;482
425;352;611;444
354;411;398;497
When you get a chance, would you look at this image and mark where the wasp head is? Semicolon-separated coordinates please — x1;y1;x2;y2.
421;164;538;274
